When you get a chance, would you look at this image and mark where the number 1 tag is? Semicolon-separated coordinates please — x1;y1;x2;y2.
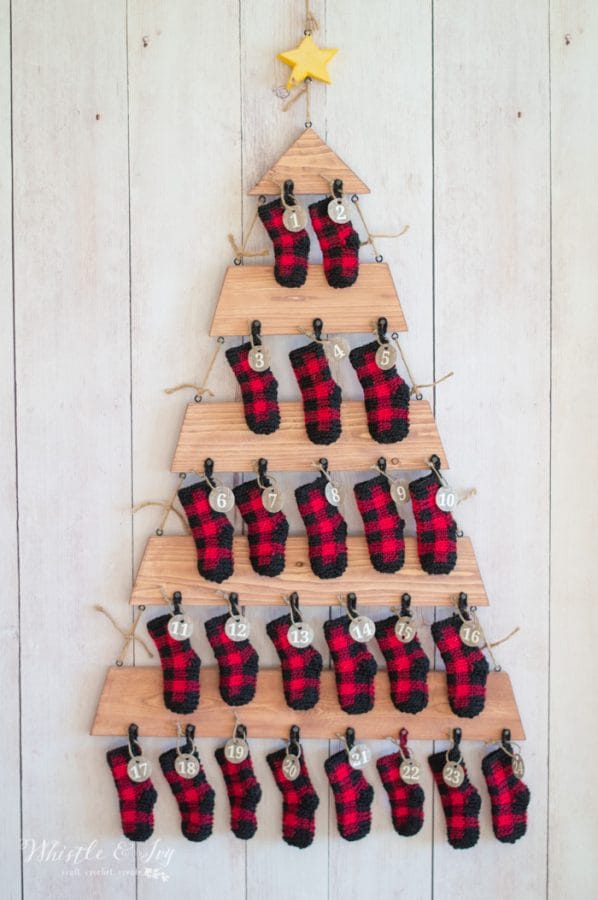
127;756;152;783
282;205;307;233
348;743;371;770
225;614;251;642
168;613;194;641
349;615;376;643
175;753;200;779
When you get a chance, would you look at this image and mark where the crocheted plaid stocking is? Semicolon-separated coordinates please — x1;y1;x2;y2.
325;749;373;841
146;607;201;714
409;471;457;574
178;481;234;583
295;474;348;579
482;746;530;843
289;339;342;445
233;478;289;577
159;744;215;842
225;341;280;435
309;197;360;288
428;749;481;849
376;751;425;837
266;612;323;710
205;612;259;706
323;615;377;713
215;745;262;839
267;747;320;848
354;472;405;573
349;340;410;444
258;197;310;288
375;614;429;714
431;613;489;718
106;742;157;842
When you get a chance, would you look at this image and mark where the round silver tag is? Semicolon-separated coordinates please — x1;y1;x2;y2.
511;754;525;780
248;345;271;372
390;479;410;506
168;613;194;641
394;616;416;644
225;614;251;642
324;336;351;364
287;621;314;648
348;743;371;770
127;756;152;783
325;481;343;507
375;343;397;371
175;753;200;779
442;761;465;788
262;485;285;513
282;753;301;781
328;196;351;224
459;621;482;647
224;737;249;764
399;757;422;785
435;486;457;512
209;485;235;513
349;615;376;643
282;205;307;232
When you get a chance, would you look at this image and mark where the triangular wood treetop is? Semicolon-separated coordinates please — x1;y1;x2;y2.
250;128;370;195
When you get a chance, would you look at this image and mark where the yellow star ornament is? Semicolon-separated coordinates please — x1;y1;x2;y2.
278;35;338;90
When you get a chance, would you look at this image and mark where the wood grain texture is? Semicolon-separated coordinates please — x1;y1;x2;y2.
92;666;524;741
209;263;407;335
171;399;447;471
249;127;370;195
130;534;488;606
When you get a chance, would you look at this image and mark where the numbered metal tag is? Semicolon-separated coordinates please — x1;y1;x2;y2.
442;761;465;788
435;486;457;513
262;484;285;514
248;345;271;372
282;205;307;233
324;336;350;364
375;343;397;371
127;756;152;783
225;614;251;642
349;615;376;643
168;613;194;641
209;484;235;513
175;753;200;779
287;621;315;648
390;479;410;506
325;481;343;507
282;753;301;781
511;754;525;780
348;743;371;770
394;616;416;644
328;196;351;224
459;620;482;647
399;757;422;785
224;737;249;764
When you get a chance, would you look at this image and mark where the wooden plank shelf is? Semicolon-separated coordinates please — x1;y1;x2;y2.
91;667;524;741
171;400;446;473
130;535;488;607
209;264;406;336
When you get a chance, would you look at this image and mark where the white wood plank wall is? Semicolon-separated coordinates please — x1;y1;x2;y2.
1;1;596;898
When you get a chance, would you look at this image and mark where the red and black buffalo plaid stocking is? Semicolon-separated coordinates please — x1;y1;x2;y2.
428;748;481;849
159;729;215;842
323;615;377;713
178;480;234;583
309;195;360;288
376;750;425;837
106;730;157;842
266;612;323;710
146;598;200;714
225;341;280;435
349;340;410;444
258;197;310;288
375;614;429;714
431;611;489;718
215;739;262;839
325;748;374;841
233;478;289;577
267;742;320;848
409;466;457;574
354;472;405;573
205;611;259;706
482;742;530;844
295;473;348;579
289;336;342;445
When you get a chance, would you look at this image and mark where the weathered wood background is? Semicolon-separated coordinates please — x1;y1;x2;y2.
2;1;597;898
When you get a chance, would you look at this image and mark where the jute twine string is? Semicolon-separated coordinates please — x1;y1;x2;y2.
164;340;222;398
95;605;154;666
228;207;268;261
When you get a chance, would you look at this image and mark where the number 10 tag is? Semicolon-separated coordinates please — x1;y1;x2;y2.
436;486;457;512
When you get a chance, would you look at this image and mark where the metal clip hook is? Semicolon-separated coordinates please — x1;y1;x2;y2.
312;318;323;341
127;723;141;759
250;319;263;347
